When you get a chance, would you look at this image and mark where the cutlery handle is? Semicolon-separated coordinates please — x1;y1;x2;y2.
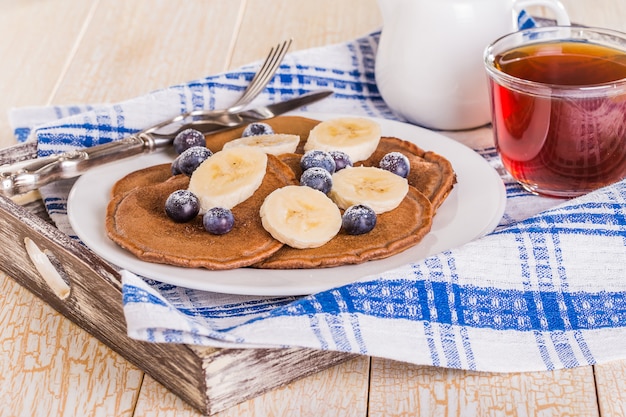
0;133;169;197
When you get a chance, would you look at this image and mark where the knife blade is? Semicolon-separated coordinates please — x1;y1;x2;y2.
147;89;333;138
0;89;333;197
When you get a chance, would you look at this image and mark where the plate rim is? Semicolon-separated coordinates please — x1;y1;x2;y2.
67;112;506;296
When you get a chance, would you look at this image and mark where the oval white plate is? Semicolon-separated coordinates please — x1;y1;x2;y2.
68;113;506;296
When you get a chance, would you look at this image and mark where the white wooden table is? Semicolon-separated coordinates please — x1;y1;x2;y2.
1;0;625;415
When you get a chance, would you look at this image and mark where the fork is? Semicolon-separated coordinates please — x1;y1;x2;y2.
216;38;292;114
0;39;297;197
144;39;292;136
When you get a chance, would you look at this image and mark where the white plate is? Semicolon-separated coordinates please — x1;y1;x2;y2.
68;113;506;296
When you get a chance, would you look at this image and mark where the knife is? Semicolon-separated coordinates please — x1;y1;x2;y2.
0;89;332;197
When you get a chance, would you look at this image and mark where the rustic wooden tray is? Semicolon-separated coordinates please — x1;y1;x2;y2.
0;142;354;415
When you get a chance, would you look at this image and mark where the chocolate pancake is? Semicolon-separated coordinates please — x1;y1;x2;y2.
105;154;297;269
362;137;456;211
111;163;174;196
278;136;456;210
210;116;455;209
253;186;433;269
105;115;455;271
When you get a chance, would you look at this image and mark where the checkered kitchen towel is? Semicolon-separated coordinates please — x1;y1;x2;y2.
9;16;626;372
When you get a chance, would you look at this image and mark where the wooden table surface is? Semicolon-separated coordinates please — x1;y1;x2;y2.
1;0;626;415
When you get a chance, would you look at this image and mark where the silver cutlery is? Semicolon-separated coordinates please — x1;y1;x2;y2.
145;39;292;135
0;38;297;197
0;89;333;197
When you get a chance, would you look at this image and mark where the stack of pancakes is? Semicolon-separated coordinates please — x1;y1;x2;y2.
105;116;456;270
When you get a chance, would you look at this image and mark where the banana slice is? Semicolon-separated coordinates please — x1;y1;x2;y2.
304;117;381;162
329;166;408;214
260;185;342;249
188;147;267;211
222;133;300;155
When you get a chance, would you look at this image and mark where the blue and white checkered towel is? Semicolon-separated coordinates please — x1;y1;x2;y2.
9;21;626;372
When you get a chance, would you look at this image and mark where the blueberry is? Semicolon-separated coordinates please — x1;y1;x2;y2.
242;122;274;137
203;207;235;235
342;204;377;235
171;157;182;175
379;152;410;178
300;150;336;174
165;190;200;223
174;146;213;176
173;128;206;154
300;167;333;194
329;150;353;171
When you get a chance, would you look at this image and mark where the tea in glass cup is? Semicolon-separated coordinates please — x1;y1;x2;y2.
484;26;626;197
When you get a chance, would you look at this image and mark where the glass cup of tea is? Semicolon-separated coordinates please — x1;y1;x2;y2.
484;26;626;198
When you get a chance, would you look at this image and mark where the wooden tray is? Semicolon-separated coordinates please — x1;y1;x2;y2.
0;142;354;415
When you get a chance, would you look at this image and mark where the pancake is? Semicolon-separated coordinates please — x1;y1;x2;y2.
278;136;456;210
253;186;433;269
104;115;456;271
209;116;456;209
105;155;296;269
111;163;174;196
362;137;456;211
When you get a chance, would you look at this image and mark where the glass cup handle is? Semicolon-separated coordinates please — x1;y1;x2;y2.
514;0;571;26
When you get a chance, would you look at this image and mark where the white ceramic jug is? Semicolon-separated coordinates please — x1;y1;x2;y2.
375;0;570;130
